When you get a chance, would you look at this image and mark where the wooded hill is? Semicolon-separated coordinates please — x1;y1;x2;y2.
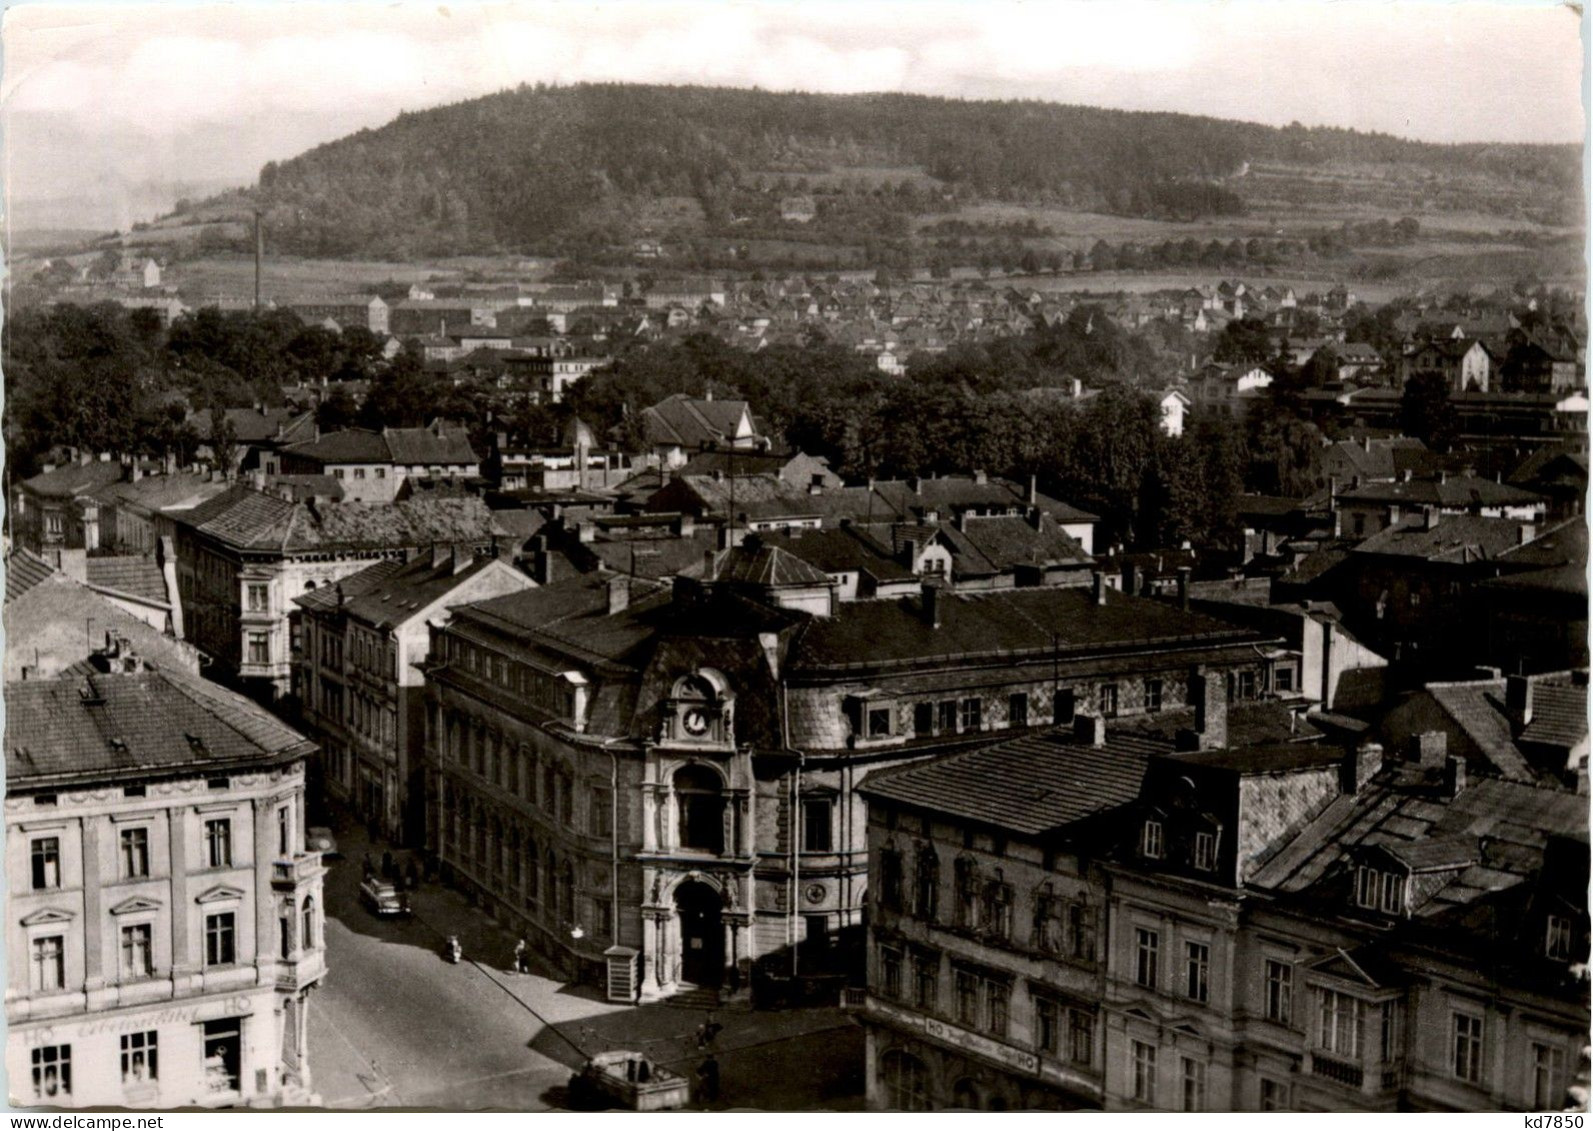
200;83;1579;259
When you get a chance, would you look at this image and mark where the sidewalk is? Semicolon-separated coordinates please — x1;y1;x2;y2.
331;815;863;1109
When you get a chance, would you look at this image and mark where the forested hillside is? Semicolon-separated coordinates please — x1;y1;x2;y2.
212;83;1579;259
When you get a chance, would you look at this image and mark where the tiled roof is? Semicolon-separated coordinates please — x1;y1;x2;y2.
789;586;1266;673
4;576;200;682
1519;683;1589;751
641;395;755;449
175;487;504;553
454;574;671;667
6;549;57;601
1494;517;1586;570
690;538;833;587
939;514;1092;574
6;667;312;786
338;556;519;630
268;474;346;502
285;428;391;463
295;559;403;613
21;461;128;499
1479;563;1587;598
770;527;915;581
858;727;1167;835
94;471;230;512
188;406;314;445
85;556;169;605
1352;514;1536;564
283;425;478;467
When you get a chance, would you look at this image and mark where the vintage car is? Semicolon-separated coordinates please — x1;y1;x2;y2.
359;877;410;917
567;1051;689;1111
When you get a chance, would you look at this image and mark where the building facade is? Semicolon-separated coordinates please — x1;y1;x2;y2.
4;642;325;1109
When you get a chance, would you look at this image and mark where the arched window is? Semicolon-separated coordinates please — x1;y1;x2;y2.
951;1078;980;1110
983;869;1013;940
543;763;557;813
304;580;317;591
301;896;316;950
915;846;940;922
674;764;725;853
881;1050;930;1112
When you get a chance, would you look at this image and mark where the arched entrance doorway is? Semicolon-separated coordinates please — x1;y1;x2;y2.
674;880;724;988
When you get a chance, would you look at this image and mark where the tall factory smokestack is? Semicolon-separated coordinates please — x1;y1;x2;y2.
253;209;263;309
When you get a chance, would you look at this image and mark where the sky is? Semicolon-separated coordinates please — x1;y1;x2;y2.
1;0;1586;229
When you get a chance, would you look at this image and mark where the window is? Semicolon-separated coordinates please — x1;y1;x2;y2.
205;819;233;868
1193;831;1216;872
1185;941;1210;1002
374;467;386;479
1132;1040;1157;1106
1033;886;1064;954
353;468;366;479
959;697;983;732
205;912;237;967
984;876;1012;940
1145;679;1163;713
802;797;833;852
121;1031;158;1084
1008;692;1028;728
1181;1057;1206;1112
880;946;903;999
915;849;939;921
1036;997;1060;1056
1276;667;1295;693
31;836;61;890
937;699;958;733
1238;670;1256;700
1379;1000;1400;1063
589;787;613;838
246;583;268;612
1452;1012;1483;1084
1260;1078;1289;1112
1068;901;1097;962
913;702;934;737
302;897;316;951
247;632;269;665
985;981;1009;1037
1140;820;1163;859
1135;928;1160;989
31;1046;70;1100
1318;989;1362;1057
879;848;903;912
955;859;980;930
1356;865;1403;914
867;706;893;738
1534;1042;1567;1110
1053;688;1075;725
1099;683;1119;717
1069;1010;1094;1066
882;1050;928;1112
121;924;153;978
1546;914;1574;961
278;807;291;856
913;951;938;1009
32;935;65;992
333;469;345;480
955;969;979;1026
1265;959;1293;1024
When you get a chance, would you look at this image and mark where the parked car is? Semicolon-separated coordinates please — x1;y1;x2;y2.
359;877;410;917
306;827;339;857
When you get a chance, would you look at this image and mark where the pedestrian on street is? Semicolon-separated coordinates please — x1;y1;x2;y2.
696;1055;720;1105
513;937;528;974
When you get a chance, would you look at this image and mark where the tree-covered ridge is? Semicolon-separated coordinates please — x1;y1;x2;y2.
244;83;1581;258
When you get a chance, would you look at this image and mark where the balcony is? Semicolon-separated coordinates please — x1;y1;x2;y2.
276;947;326;991
272;854;327;890
1310;1052;1364;1088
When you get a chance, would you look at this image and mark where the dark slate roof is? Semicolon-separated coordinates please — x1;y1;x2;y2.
5;575;200;682
285;428;391;462
858;728;1167;835
1519;683;1589;750
1336;475;1541;509
770;527;915;581
688;538;833;587
789;586;1266;673
641;394;755;448
283;424;478;466
1479;563;1587;598
21;460;128;499
295;559;404;613
188;406;315;445
940;514;1092;574
6;549;57;601
85;556;169;605
1352;514;1536;564
455;574;671;668
6;667;312;786
94;471;230;512
1494;517;1586;570
336;556;516;630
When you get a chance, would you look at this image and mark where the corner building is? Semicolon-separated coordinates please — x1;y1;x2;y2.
4;643;325;1108
421;537;1275;1001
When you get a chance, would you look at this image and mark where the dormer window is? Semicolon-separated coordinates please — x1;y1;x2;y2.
1546;914;1574;961
1193;831;1217;872
1141;820;1164;860
1355;865;1403;914
845;691;898;745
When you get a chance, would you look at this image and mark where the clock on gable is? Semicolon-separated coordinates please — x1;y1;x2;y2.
665;669;735;747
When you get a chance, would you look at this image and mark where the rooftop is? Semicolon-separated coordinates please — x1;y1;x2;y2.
175;487;505;554
1352;514;1540;564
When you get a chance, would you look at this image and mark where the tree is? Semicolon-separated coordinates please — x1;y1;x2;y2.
1400;372;1457;451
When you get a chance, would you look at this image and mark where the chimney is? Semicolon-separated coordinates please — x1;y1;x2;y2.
452;545;473;575
1177;566;1192;611
430;542;450;569
1412;730;1447;768
1328;475;1339;498
674;513;696;537
1027;474;1038;505
1443;754;1467;798
1342;741;1384;793
1190;669;1228;751
606;575;630;615
577;521;596;544
921;582;942;629
1505;674;1534;733
956;510;970;533
1421;505;1437;531
910;475;923;495
1122;562;1139;596
1386;504;1401;527
1437;469;1448;485
973;469;987;485
713;469;725;483
902;537;920;567
532;547;555;586
1362;434;1372;453
1092;571;1107;606
1518;522;1536;546
1073;713;1106;747
702;548;718;581
808;473;825;496
1401;468;1412;483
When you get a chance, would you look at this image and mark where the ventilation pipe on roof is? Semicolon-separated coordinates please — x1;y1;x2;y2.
1505;674;1534;734
1177;566;1192;611
1092;571;1107;606
1074;713;1106;747
921;581;942;629
607;575;630;615
1190;668;1228;752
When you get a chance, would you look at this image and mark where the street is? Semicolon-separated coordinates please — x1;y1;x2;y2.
307;817;864;1110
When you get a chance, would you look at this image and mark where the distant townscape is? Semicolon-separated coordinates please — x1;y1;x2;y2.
2;80;1587;1115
